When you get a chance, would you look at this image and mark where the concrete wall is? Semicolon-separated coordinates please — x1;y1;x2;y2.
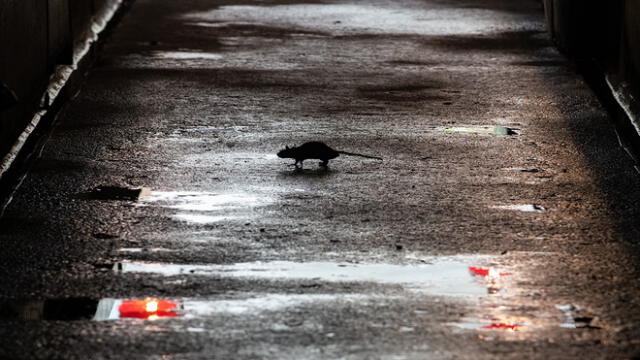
543;0;640;119
0;0;121;165
0;0;49;158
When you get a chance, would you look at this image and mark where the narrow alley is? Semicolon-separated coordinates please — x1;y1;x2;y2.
1;0;640;358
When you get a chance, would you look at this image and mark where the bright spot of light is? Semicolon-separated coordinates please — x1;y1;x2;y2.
146;300;159;313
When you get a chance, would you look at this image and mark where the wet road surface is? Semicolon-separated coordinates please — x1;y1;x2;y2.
2;0;640;358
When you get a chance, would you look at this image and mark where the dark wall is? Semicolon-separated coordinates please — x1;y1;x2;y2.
69;0;94;42
544;0;640;118
0;0;49;159
547;0;618;61
49;0;73;67
0;0;121;166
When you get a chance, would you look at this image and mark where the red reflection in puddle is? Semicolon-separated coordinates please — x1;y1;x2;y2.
483;323;522;331
118;299;180;319
468;266;510;277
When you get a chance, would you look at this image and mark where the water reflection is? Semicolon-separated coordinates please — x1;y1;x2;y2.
171;213;237;224
117;248;175;253
93;298;181;320
118;299;180;320
482;323;522;331
490;204;545;213
99;294;375;321
109;256;599;335
113;257;490;297
109;256;594;334
451;260;601;334
138;190;266;224
151;51;222;60
464;264;538;332
468;266;510;277
0;298;181;321
140;192;260;211
0;255;592;338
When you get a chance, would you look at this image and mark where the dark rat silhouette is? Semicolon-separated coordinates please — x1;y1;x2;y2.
277;141;382;169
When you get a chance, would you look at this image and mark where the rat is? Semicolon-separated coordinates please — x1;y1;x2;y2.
277;141;382;169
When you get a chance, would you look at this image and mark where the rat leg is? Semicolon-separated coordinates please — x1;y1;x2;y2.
287;160;302;169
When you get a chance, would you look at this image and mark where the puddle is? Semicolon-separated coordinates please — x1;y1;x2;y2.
107;257;591;333
151;51;223;60
138;190;267;224
96;299;181;320
443;126;493;134
172;213;238;224
2;255;595;336
491;204;545;213
140;192;259;212
451;303;601;332
448;264;601;333
502;168;539;173
183;294;367;317
187;21;255;28
0;295;371;322
442;126;516;135
117;248;176;253
452;317;528;331
102;294;372;321
113;257;495;297
0;298;180;321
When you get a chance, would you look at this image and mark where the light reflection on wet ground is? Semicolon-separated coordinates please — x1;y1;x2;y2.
117;248;176;253
95;299;181;320
441;125;517;135
139;191;261;211
0;253;594;338
114;257;488;296
100;294;373;321
151;51;223;60
102;254;594;335
490;204;546;213
137;190;270;224
183;5;541;37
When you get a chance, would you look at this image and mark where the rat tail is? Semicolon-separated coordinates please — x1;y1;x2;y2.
337;151;383;160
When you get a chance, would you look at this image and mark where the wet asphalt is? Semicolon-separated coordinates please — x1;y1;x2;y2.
2;0;640;358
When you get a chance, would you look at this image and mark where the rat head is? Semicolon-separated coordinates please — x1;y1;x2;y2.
277;145;295;158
